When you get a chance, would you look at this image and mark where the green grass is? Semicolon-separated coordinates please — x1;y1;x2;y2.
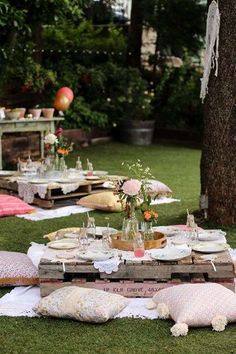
0;142;236;354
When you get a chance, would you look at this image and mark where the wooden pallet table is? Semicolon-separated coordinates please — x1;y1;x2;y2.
0;175;127;208
39;249;235;297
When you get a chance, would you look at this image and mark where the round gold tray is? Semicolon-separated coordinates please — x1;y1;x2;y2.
111;231;167;251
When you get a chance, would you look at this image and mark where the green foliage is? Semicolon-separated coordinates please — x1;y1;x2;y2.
154;58;203;132
63;97;108;131
143;0;206;57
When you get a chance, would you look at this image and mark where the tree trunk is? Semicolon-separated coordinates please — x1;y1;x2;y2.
127;0;143;67
200;0;236;224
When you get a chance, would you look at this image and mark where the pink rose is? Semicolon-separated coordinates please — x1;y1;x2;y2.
56;127;63;136
122;179;141;196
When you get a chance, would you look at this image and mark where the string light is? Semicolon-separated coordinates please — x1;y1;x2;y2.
0;47;153;57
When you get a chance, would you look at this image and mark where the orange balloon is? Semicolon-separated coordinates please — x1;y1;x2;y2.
56;87;74;103
54;94;70;111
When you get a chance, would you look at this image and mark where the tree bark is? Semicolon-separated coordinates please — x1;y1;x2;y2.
127;0;143;67
200;0;236;224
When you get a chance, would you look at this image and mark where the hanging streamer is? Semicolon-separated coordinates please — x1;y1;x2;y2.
200;0;220;102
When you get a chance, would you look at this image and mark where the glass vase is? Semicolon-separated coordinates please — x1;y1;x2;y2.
122;212;139;241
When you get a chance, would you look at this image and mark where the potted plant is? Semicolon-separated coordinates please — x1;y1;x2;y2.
117;69;155;145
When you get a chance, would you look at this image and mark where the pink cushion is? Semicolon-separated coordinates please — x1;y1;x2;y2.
0;195;34;217
0;251;39;286
147;180;172;197
153;283;236;327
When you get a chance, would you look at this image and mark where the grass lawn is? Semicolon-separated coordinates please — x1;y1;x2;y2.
0;142;236;354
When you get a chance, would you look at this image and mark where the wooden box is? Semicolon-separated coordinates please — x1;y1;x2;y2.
39;250;235;297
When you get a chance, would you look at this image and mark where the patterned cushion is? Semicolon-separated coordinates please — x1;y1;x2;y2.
146;180;172;197
35;286;129;323
77;192;124;212
0;251;39;286
0;195;34;217
153;283;236;327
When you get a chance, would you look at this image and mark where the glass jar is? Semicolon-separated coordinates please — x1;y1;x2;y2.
141;221;154;240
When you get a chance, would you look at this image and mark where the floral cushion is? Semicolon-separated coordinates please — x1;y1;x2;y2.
35;286;129;323
0;195;34;217
0;251;39;286
146;180;172;197
77;192;124;212
152;283;236;336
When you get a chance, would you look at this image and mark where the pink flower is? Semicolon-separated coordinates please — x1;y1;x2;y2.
56;127;63;136
122;179;141;196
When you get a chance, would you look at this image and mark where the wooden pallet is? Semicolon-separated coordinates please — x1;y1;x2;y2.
39;250;235;297
0;176;124;208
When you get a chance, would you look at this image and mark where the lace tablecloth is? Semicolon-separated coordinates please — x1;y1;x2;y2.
17;180;80;204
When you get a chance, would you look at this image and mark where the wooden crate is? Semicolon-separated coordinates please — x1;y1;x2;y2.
39;250;235;297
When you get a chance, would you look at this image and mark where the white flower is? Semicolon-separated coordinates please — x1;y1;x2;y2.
44;133;58;145
212;315;227;332
171;323;188;337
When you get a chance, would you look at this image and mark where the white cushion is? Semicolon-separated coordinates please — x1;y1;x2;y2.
153;283;236;334
35;286;129;323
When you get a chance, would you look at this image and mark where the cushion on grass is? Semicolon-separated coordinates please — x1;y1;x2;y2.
0;251;39;286
77;191;124;212
35;286;129;323
0;195;34;217
146;180;172;198
152;283;236;336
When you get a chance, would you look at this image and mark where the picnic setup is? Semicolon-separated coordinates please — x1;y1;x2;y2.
0;1;236;353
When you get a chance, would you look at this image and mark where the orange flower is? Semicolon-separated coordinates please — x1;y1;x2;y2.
144;210;152;221
57;148;69;156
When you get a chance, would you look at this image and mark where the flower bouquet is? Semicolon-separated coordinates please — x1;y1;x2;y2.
118;160;159;241
44;128;73;170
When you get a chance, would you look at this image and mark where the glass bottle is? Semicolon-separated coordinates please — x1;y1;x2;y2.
75;156;82;171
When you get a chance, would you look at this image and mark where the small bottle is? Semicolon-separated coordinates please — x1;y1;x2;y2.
87;159;93;176
75;156;82;171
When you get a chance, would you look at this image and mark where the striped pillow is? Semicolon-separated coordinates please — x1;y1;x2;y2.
0;195;34;217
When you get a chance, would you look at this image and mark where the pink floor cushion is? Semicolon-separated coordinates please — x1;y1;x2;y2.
152;283;236;336
146;180;172;198
0;195;35;217
0;251;39;286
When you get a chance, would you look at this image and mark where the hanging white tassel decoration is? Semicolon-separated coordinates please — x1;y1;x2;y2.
200;0;220;101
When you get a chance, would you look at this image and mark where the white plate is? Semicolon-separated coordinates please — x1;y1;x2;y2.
192;242;229;253
102;181;116;189
95;226;118;236
54;179;74;184
29;179;48;184
198;230;226;241
48;239;79;250
0;170;16;177
83;170;108;176
149;247;192;261
86;176;101;180
76;250;114;262
152;226;184;237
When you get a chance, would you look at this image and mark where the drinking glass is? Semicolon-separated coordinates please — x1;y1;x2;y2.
79;227;89;251
102;229;112;250
133;233;145;257
87;216;96;241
